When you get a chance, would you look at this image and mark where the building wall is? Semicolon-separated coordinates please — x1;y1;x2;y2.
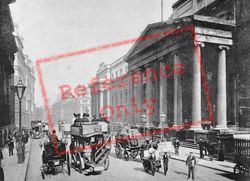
90;57;129;126
172;0;217;18
51;96;91;124
13;25;36;129
0;0;18;146
110;57;128;125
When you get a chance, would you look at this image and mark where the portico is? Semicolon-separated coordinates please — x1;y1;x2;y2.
124;15;235;133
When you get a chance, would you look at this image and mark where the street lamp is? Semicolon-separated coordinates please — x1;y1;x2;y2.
15;79;26;131
14;79;26;164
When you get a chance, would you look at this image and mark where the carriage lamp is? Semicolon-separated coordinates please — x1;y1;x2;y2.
14;79;26;164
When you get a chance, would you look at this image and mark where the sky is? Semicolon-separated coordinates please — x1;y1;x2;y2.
9;0;176;107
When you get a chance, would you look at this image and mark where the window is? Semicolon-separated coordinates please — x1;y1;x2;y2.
116;71;118;78
120;69;123;76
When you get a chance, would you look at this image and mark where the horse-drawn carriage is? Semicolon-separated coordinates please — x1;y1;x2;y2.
115;131;140;160
114;127;161;161
70;122;111;174
41;140;70;179
30;120;43;139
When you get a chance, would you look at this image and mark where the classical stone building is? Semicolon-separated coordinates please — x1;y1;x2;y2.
13;25;36;129
124;0;241;132
90;57;129;125
123;0;250;134
0;0;18;146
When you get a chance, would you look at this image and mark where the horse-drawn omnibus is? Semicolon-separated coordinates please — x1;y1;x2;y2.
70;121;111;174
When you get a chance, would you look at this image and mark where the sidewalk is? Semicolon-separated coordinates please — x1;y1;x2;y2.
158;142;236;173
2;139;32;181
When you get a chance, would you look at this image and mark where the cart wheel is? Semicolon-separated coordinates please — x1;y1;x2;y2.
104;156;110;171
76;153;83;173
234;164;243;180
140;151;144;160
66;153;71;176
115;144;122;159
41;171;45;179
124;150;129;161
131;150;138;159
150;160;155;176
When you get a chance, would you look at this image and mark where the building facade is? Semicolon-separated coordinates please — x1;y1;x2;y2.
13;25;36;129
90;57;129;126
0;0;18;146
124;0;250;133
51;96;91;124
90;0;250;135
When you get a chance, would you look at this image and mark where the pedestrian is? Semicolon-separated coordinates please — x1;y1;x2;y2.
0;147;3;167
186;152;197;180
198;138;204;158
174;138;180;155
8;138;14;156
16;140;23;164
218;140;224;161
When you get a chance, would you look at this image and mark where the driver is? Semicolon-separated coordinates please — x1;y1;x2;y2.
50;130;59;143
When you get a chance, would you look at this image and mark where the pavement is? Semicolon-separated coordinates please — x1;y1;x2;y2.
2;139;32;181
158;141;236;173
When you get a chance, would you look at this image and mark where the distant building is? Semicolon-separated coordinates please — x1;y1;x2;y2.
51;96;91;124
13;24;36;129
0;0;18;146
34;106;46;121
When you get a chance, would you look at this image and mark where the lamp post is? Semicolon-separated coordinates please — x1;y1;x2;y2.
14;79;26;164
15;79;26;131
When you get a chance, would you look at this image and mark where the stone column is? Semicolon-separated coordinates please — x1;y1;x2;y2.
216;45;229;129
159;59;167;127
190;42;204;130
173;51;183;127
128;71;134;126
145;64;153;127
133;68;143;125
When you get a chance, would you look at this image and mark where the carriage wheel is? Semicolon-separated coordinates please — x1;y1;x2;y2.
131;150;138;159
77;153;83;173
104;156;110;171
41;171;45;179
124;150;129;161
140;151;144;160
115;144;122;159
66;153;71;176
234;164;243;180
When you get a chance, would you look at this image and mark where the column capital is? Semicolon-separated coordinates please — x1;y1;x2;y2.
194;41;205;48
158;56;165;62
144;63;151;69
218;45;230;50
171;49;182;57
134;67;142;72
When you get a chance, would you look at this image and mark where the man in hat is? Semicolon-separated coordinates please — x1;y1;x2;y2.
186;152;197;180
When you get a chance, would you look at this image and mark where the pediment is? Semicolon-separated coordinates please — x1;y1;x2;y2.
125;17;193;62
